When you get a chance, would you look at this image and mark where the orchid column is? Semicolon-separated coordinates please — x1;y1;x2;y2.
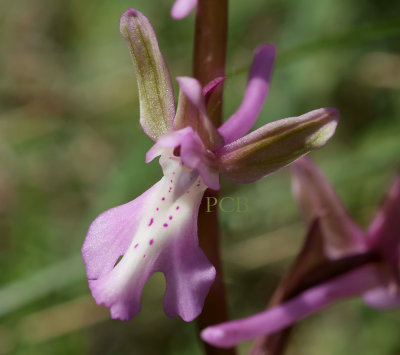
193;1;233;354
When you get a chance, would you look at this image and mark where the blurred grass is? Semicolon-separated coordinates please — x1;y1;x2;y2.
1;0;400;354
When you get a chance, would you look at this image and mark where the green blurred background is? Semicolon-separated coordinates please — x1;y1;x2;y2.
1;0;400;354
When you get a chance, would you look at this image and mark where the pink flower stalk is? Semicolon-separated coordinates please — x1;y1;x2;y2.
82;9;339;322
201;158;400;347
171;0;197;20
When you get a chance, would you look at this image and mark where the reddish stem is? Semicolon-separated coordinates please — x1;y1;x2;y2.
193;1;235;355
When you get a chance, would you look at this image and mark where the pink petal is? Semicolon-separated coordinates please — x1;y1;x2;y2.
179;132;220;190
218;44;276;144
176;77;223;149
82;181;162;279
157;193;216;321
291;157;367;259
146;128;220;190
171;0;197;20
201;264;381;348
146;127;193;163
176;77;207;115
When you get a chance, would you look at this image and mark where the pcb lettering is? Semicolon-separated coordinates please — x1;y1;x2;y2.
205;197;249;213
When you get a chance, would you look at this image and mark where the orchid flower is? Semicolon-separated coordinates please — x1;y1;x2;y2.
292;157;400;309
171;0;197;20
201;157;400;347
81;9;339;322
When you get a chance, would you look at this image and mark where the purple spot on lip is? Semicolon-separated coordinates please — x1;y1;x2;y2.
169;216;173;220
162;197;165;201
149;239;154;245
196;183;200;187
134;243;139;248
163;223;168;227
148;218;154;226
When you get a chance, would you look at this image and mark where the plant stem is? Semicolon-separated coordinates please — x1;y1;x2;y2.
193;1;235;355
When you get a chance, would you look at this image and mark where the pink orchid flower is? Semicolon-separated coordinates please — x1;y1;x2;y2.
81;9;339;322
292;157;400;309
201;157;400;347
171;0;197;20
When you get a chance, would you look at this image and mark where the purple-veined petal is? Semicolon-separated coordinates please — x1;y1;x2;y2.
171;0;197;20
146;128;219;190
217;107;339;184
291;157;367;259
175;77;224;150
120;9;175;141
218;44;276;144
83;153;215;321
201;264;381;348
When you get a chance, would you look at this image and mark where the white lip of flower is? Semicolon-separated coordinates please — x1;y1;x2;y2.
87;152;208;319
116;153;206;265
